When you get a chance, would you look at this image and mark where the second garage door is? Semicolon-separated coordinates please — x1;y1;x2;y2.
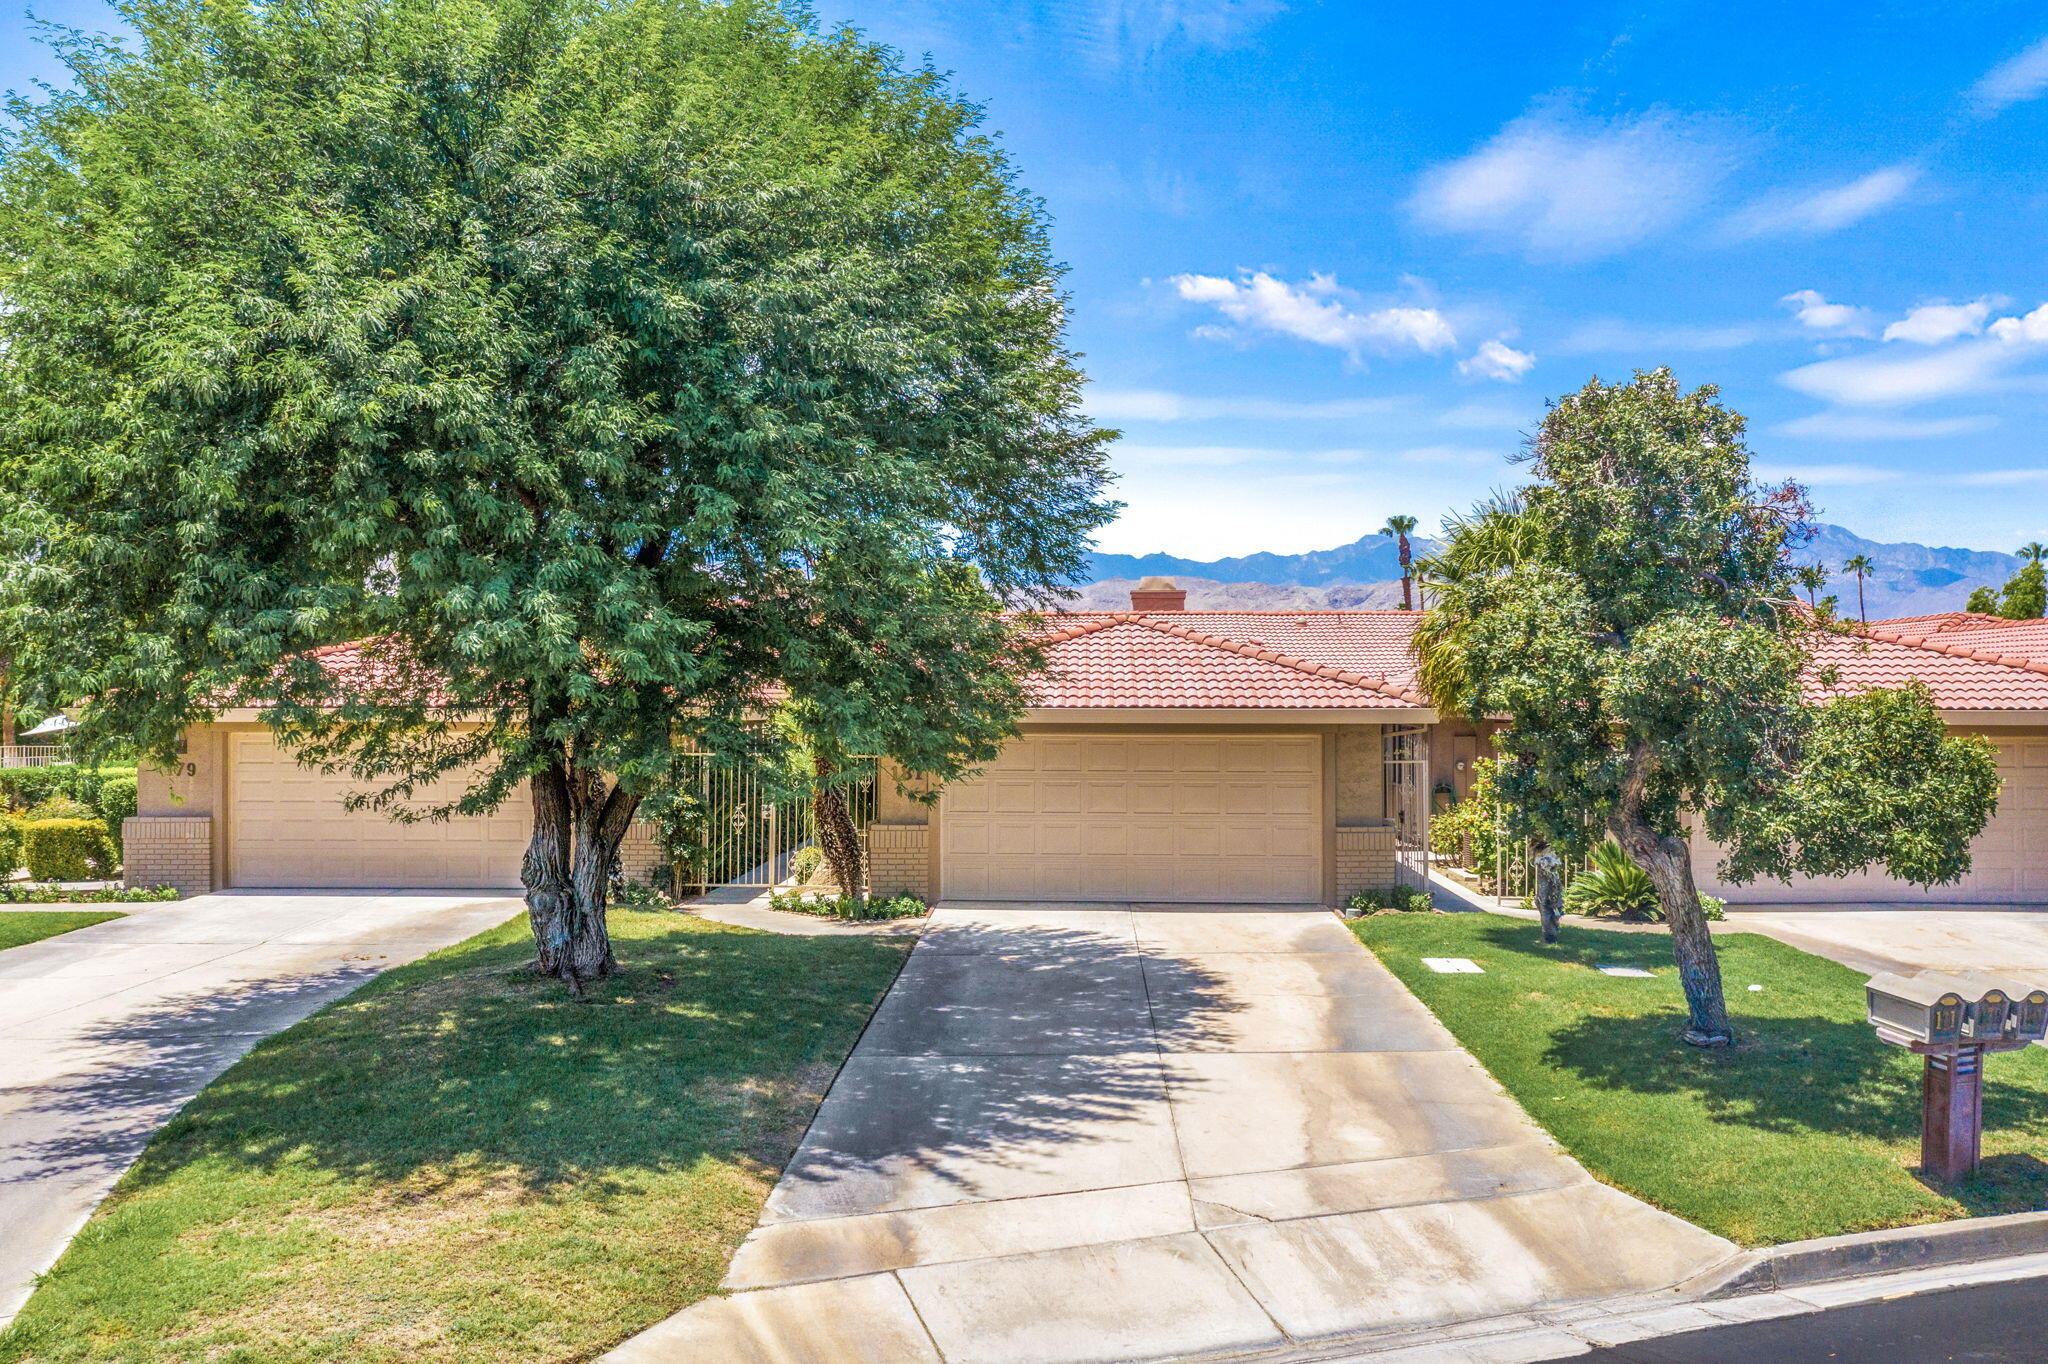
939;733;1323;903
229;733;531;888
1698;735;2048;903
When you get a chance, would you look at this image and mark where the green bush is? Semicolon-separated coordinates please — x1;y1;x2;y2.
24;818;118;881
0;815;22;876
0;882;175;903
0;763;140;814
1427;759;1525;891
768;889;925;922
789;845;825;883
99;775;138;855
1344;886;1435;915
25;794;96;823
1564;840;1725;922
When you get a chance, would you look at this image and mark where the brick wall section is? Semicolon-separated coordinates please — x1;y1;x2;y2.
618;821;663;886
124;816;213;896
1335;824;1396;901
865;823;930;900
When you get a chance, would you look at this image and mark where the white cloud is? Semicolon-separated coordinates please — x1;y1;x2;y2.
1969;36;2048;114
1774;412;1998;441
1990;303;2048;344
1780;289;1874;336
1109;443;1326;468
1088;389;1401;422
1457;339;1537;382
1437;402;1533;430
1780;341;2015;407
1883;299;1995;345
1754;462;1903;486
1171;272;1456;356
1958;468;2048;487
1726;164;1919;238
1407;104;1729;260
1553;319;1761;353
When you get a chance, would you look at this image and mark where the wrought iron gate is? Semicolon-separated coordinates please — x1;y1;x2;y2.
1383;724;1432;889
673;755;877;895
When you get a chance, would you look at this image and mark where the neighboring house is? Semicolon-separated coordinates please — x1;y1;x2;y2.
119;589;2048;907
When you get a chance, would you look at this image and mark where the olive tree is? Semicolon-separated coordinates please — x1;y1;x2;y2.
0;0;1113;988
1418;370;1999;1045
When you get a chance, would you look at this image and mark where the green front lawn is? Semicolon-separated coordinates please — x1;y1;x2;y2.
1356;913;2048;1247
0;910;122;952
0;910;912;1364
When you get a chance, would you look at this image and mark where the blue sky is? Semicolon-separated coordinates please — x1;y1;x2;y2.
7;2;2048;558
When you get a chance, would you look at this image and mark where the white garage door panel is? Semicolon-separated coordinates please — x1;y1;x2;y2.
1698;736;2048;904
940;734;1323;903
230;734;530;888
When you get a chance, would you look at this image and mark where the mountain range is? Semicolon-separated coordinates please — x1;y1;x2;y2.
1071;525;2025;621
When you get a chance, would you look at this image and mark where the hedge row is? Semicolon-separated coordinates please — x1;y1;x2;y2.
0;764;140;878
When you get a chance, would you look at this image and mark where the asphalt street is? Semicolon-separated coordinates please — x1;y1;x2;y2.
1583;1275;2048;1362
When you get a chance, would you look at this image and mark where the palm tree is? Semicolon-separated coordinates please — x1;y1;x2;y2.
2021;542;2048;566
1411;494;1534;714
1792;563;1828;609
1841;554;1874;623
1381;514;1420;611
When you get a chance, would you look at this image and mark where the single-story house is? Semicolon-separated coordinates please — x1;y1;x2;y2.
121;586;2048;907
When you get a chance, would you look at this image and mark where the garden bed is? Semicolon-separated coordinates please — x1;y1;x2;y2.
1354;913;2048;1247
0;910;912;1363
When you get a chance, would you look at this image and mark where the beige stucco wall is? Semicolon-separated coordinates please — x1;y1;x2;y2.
1333;724;1383;825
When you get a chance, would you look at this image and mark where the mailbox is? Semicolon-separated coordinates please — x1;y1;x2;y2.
1867;972;1966;1045
2015;986;2048;1042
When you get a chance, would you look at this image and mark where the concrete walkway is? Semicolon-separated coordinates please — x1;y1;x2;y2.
0;891;519;1326
607;903;1737;1364
1723;905;2048;980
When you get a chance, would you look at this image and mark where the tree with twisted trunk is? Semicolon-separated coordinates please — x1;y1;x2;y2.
0;0;1113;990
1415;369;1999;1046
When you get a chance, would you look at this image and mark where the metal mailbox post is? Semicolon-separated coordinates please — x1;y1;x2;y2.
1867;972;2048;1183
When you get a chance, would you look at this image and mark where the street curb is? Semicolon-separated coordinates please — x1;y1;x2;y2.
1692;1209;2048;1297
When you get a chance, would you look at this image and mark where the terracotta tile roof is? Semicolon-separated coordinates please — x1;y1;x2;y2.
1872;616;2048;664
1808;625;2048;710
1030;612;1427;709
1867;611;2012;635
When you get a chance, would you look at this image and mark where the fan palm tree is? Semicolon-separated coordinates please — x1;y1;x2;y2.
2021;542;2048;565
1411;494;1536;716
1841;554;1874;623
1793;563;1828;609
1380;514;1420;611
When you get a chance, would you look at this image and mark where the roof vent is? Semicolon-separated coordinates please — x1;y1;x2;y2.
1129;576;1187;613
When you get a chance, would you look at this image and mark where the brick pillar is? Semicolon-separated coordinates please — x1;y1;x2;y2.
864;823;930;900
1335;824;1396;901
123;816;213;896
618;821;663;886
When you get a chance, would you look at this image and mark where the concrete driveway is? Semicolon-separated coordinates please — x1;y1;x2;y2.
0;891;520;1326
607;903;1737;1364
1728;904;2048;980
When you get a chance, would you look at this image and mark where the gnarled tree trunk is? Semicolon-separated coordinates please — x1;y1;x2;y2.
812;755;866;900
1610;816;1731;1046
524;755;639;993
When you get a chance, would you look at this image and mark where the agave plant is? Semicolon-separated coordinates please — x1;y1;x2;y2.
1564;840;1727;922
1564;840;1660;919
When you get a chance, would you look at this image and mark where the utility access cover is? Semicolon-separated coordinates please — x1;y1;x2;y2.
1422;958;1484;974
1597;965;1656;978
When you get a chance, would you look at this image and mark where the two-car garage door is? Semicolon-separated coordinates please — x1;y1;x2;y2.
939;733;1322;903
1698;735;2048;904
229;733;529;888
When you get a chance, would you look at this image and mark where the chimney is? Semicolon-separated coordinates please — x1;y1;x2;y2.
1129;576;1187;612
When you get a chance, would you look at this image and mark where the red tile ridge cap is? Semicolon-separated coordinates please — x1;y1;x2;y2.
1850;623;2048;677
1114;613;1428;704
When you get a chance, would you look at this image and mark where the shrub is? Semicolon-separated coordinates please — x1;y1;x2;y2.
768;889;925;922
0;763;140;815
24;818;118;881
0;882;176;903
25;795;96;823
0;815;21;876
1564;840;1725;922
789;845;825;884
1427;759;1524;891
99;775;138;855
1344;886;1435;915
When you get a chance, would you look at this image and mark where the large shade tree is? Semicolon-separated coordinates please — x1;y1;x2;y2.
1417;370;1999;1045
0;0;1114;988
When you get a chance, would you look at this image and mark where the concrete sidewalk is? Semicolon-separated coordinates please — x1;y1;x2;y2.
606;903;1736;1364
0;891;519;1326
